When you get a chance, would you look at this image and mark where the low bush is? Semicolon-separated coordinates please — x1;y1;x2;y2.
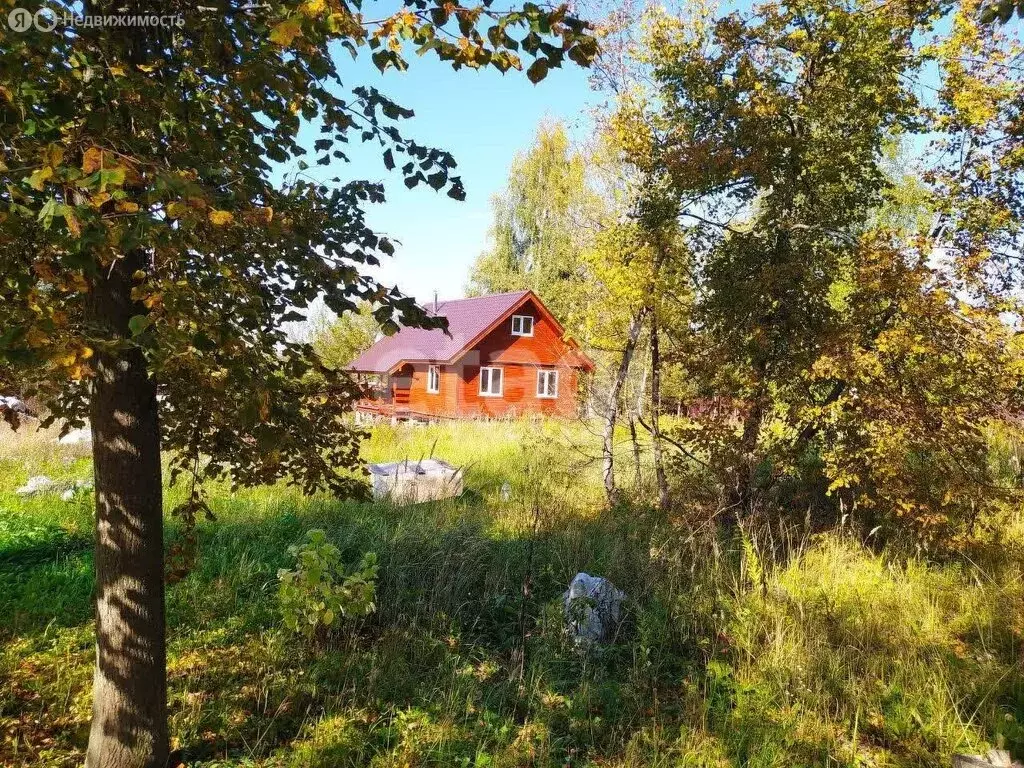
277;529;377;639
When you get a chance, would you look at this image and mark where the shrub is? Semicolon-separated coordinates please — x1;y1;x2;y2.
277;529;378;637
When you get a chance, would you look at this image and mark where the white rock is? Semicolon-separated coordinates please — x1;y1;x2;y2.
62;479;93;501
0;395;30;414
562;572;626;646
500;481;512;501
16;475;58;496
17;475;92;499
58;428;91;445
953;752;1023;768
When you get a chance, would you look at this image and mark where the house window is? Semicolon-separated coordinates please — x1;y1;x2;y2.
511;315;534;337
537;369;559;399
427;365;440;394
479;366;503;397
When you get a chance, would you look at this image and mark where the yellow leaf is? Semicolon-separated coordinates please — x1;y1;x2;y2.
25;328;47;348
27;166;53;191
43;144;64;169
208;209;234;226
259;206;273;223
116;201;140;213
270;18;303;47
64;208;81;238
166;201;186;219
302;0;327;14
109;65;125;77
82;147;104;175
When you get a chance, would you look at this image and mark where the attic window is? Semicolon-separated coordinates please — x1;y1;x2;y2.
511;315;534;337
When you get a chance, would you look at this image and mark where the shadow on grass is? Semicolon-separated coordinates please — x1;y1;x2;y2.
0;517;95;640
7;487;1024;768
0;526;91;570
155;495;686;764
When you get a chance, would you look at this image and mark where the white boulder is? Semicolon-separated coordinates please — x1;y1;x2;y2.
953;751;1023;768
0;395;30;414
60;480;93;502
562;572;626;645
58;428;91;445
16;475;92;499
16;475;58;496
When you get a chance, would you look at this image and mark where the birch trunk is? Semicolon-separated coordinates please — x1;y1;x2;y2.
602;307;647;505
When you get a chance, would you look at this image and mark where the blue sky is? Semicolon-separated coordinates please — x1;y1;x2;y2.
295;45;599;306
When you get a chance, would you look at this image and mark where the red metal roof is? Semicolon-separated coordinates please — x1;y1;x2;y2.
348;290;591;374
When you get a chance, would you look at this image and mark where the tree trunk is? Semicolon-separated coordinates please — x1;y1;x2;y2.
602;307;648;505
628;415;642;490
86;251;168;768
649;315;669;511
726;381;767;521
635;354;648;414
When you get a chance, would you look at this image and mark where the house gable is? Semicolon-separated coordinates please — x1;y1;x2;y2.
458;297;583;369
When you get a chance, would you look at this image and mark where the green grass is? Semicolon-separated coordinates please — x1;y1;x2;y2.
1;420;1023;766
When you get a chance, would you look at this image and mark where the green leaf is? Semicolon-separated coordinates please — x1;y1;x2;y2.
526;58;549;84
128;315;152;336
37;198;58;229
0;325;25;350
426;171;447;190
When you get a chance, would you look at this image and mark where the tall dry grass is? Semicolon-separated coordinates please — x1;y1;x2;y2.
1;419;1022;766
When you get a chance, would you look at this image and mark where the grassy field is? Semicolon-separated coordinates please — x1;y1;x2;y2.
2;419;1023;767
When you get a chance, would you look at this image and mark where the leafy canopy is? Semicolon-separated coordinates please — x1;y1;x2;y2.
467;120;594;330
0;0;597;499
610;0;1023;539
307;301;380;371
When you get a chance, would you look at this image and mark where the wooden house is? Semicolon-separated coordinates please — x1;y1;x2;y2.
349;290;594;421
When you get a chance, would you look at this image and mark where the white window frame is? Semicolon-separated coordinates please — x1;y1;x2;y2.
427;364;440;394
478;366;503;397
537;369;559;399
511;315;534;337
